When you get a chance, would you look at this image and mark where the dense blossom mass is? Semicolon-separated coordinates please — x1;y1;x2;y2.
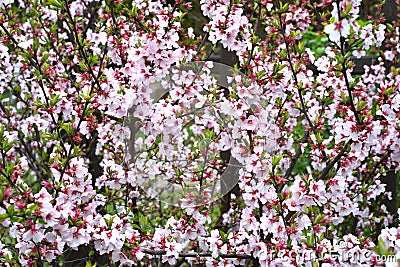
0;0;399;266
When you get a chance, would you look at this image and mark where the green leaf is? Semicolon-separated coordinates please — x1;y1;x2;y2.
132;224;141;231
68;215;74;225
280;3;289;12
372;239;388;256
50;94;61;107
293;61;301;72
272;155;282;167
314;214;324;223
0;213;8;221
79;60;88;72
278;49;287;59
220;230;227;240
33;38;39;51
7;205;15;216
297;41;305;52
343;3;353;17
139;214;148;229
315;133;323;143
305;233;314;247
46;0;63;9
357;101;367;110
0;125;4;140
61;122;73;136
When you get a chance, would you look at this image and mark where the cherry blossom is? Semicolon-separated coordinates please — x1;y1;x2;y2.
0;0;399;266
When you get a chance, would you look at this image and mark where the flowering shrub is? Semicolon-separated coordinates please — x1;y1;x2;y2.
0;0;400;266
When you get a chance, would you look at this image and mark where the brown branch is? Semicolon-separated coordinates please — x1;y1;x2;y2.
335;0;362;126
274;1;328;162
319;140;352;180
0;22;68;156
142;249;251;259
58;0;109;181
283;131;309;179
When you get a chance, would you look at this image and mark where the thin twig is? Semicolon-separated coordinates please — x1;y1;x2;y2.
274;0;328;161
319;140;352;180
142;249;251;259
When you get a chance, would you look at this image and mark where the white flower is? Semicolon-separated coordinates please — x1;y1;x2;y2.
22;224;44;243
324;19;350;43
18;39;33;49
324;24;340;43
0;0;14;6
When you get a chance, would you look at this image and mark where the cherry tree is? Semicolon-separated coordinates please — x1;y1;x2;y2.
0;0;399;266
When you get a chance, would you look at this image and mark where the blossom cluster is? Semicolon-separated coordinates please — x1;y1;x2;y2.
0;0;399;266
